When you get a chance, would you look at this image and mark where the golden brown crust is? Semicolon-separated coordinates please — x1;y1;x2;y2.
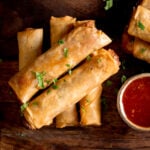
9;23;112;103
18;28;43;70
128;5;150;43
80;86;102;126
23;49;120;129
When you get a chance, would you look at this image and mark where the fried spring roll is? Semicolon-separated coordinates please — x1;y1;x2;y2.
80;85;102;126
122;29;150;63
23;49;120;129
50;16;78;128
18;28;43;70
128;5;150;43
9;22;112;103
133;38;150;63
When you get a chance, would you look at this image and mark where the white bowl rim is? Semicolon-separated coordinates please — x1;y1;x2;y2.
117;73;150;131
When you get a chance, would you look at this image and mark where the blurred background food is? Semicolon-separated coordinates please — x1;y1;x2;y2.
0;0;138;59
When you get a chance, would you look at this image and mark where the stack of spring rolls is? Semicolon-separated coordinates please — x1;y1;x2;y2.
122;0;150;64
9;16;120;129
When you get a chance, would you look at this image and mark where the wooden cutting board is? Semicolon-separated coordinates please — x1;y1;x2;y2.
1;0;150;149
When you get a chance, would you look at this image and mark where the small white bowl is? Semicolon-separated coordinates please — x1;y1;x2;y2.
117;73;150;131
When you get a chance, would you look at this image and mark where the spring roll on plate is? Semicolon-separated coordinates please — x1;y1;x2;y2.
23;48;120;129
50;16;78;128
9;21;112;103
18;28;43;70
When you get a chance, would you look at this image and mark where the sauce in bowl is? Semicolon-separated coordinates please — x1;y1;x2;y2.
117;73;150;131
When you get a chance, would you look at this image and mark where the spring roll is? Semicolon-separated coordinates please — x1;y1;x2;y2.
122;28;150;63
133;38;150;63
80;85;102;126
23;49;120;129
9;22;112;103
50;16;78;128
50;16;76;46
128;5;150;43
18;28;43;70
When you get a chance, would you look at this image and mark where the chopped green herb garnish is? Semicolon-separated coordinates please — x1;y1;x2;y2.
52;78;58;89
47;89;51;94
137;21;145;30
86;55;91;61
52;78;58;84
46;80;51;85
20;102;29;113
65;64;71;68
52;84;58;89
121;60;126;70
139;48;146;53
65;64;72;75
32;71;46;89
81;105;86;113
97;58;102;63
32;101;38;106
58;39;64;45
64;48;69;57
121;75;127;83
104;0;113;10
105;80;113;87
86;98;90;104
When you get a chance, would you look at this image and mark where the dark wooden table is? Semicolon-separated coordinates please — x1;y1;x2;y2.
0;0;150;149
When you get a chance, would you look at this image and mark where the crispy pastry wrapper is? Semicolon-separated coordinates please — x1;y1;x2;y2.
128;5;150;43
133;38;150;63
18;28;43;70
50;16;76;46
50;16;78;128
8;22;112;103
55;105;78;128
23;49;120;129
80;85;102;126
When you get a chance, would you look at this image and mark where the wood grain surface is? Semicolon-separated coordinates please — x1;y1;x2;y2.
0;0;150;149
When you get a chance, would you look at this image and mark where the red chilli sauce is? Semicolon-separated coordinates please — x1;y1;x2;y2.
123;77;150;127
